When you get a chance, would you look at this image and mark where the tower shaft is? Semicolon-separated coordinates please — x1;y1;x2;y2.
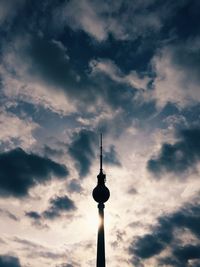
97;203;105;267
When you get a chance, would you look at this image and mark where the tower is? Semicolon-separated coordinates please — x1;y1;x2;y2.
93;134;110;267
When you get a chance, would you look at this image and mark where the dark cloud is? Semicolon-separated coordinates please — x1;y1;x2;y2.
129;200;200;266
104;145;121;166
129;234;165;259
158;257;182;267
26;195;76;222
0;148;68;198
43;195;76;219
0;255;21;267
174;245;200;265
43;145;64;158
25;211;42;220
8;34;99;107
69;130;122;178
159;245;200;267
69;130;96;177
68;179;83;193
25;211;49;229
27;36;84;93
147;128;200;175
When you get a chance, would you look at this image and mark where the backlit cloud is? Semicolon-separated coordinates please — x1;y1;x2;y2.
129;197;200;266
148;128;200;175
0;148;68;197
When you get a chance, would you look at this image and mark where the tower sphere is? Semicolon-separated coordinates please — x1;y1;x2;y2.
93;184;110;203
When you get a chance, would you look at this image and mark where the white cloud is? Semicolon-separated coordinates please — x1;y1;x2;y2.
0;35;76;116
90;58;150;89
54;0;163;41
151;44;200;108
54;0;108;41
0;109;38;150
2;75;76;116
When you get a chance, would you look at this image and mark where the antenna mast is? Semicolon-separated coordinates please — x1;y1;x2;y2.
100;133;103;173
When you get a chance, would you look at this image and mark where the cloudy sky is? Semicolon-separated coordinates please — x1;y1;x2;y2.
0;0;200;266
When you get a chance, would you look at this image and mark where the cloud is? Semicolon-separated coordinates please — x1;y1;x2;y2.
69;129;96;177
12;237;66;260
130;234;165;259
0;148;68;197
55;0;108;41
25;211;41;220
1;31;142;119
159;245;200;267
0;238;6;244
56;263;80;267
54;0;168;42
90;59;150;90
26;37;77;91
1;0;199;119
43;195;76;219
43;145;64;158
68;129;121;178
0;208;19;221
129;199;200;266
25;212;49;229
147;128;200;175
68;179;83;193
26;195;76;222
0;109;38;150
151;40;200;108
1;27;156;124
110;229;126;249
0;1;199;267
1;35;84;115
104;145;121;166
0;255;21;267
127;187;138;195
0;0;26;26
173;245;200;266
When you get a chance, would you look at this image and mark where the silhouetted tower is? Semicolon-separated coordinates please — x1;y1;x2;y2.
93;134;110;267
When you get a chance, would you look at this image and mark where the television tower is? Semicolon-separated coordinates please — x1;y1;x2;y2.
93;134;110;267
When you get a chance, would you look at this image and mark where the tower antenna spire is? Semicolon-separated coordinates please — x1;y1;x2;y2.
100;133;103;173
93;133;110;267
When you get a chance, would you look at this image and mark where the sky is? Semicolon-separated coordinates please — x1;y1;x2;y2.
0;0;200;266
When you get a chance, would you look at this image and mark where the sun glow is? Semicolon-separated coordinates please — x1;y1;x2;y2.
85;206;113;235
85;210;99;233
